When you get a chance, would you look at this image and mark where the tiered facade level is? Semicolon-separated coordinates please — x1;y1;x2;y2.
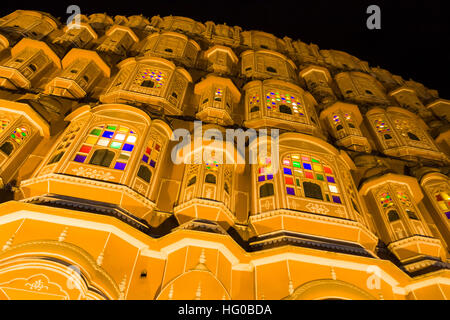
0;10;449;300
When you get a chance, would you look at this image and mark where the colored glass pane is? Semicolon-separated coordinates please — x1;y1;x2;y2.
85;136;98;145
316;174;324;181
303;163;312;170
90;129;101;136
285;177;294;185
102;131;114;139
267;174;273;180
114;162;126;170
142;154;149;163
258;176;265;182
313;164;322;172
293;161;301;168
122;144;134;152
311;158;320;163
126;135;137;143
74;155;86;163
332;195;342;204
97;138;109;146
286;187;295;195
323;167;333;174
150;160;156;167
110;141;122;149
79;145;92;153
326;176;335;183
284;168;292;175
115;133;126;141
305;171;314;179
329;185;338;193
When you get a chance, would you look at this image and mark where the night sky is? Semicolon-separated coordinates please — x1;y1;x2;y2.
1;0;449;98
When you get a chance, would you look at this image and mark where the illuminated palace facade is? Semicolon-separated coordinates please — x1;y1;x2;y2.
0;10;449;300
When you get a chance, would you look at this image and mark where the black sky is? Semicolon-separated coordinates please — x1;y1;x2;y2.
1;0;449;98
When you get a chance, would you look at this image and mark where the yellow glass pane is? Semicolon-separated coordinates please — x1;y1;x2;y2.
313;164;322;172
85;136;98;145
439;202;448;210
118;126;129;133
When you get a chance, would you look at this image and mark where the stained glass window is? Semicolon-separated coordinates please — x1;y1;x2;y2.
248;93;260;112
435;191;450;219
137;138;162;183
214;88;223;101
133;68;166;88
374;119;390;134
265;91;305;116
379;192;394;208
282;153;341;204
74;124;137;171
1;120;10;133
10;126;28;144
257;157;274;182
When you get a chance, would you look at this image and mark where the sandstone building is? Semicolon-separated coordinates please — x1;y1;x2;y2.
0;10;449;299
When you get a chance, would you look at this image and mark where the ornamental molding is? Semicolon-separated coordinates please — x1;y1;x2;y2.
71;166;115;181
20;173;156;209
173;198;237;224
387;235;443;250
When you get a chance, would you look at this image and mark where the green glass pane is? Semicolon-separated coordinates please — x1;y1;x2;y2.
311;158;320;163
110;141;122;149
316;174;324;181
293;161;301;168
11;134;15;139
21;132;26;137
90;129;101;136
107;125;117;130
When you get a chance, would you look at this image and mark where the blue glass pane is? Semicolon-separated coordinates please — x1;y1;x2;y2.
326;176;336;183
258;176;265;182
122;144;134;152
114;162;126;170
283;168;292;175
267;174;273;180
303;163;312;170
286;187;295;195
150;160;156;168
74;155;86;163
102;131;114;139
142;154;149;163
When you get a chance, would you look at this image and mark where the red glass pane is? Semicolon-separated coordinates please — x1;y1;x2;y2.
436;194;444;201
324;166;333;174
79;145;92;153
285;177;294;185
146;147;151;155
305;171;314;179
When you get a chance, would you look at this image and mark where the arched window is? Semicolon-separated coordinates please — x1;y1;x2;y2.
266;66;277;73
250;106;259;112
137;165;152;183
0;141;13;156
187;176;196;187
407;132;420;141
260;183;274;198
282;154;342;204
279;105;292;114
73;124;137;171
374;119;391;139
205;173;216;184
303;181;323;200
49;152;63;165
388;210;400;222
89;149;115;167
265;91;305;117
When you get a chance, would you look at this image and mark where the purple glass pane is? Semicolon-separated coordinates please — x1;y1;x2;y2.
283;168;292;175
326;176;336;183
258;176;265;182
446;212;450;219
150;160;156;168
286;187;295;195
142;154;149;163
332;195;342;204
74;155;86;163
267;174;273;180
